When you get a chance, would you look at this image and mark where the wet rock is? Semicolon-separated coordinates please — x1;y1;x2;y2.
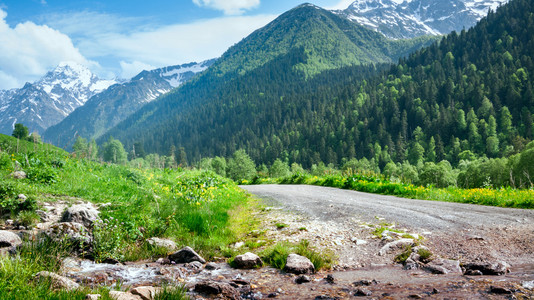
353;279;378;286
489;286;513;294
325;274;335;284
464;269;484;276
131;286;162;300
34;271;80;291
354;288;372;296
146;237;177;251
315;296;339;300
404;257;419;270
464;260;510;275
86;295;101;300
168;246;206;264
11;171;26;179
284;254;315;274
522;280;534;290
62;204;100;228
0;230;22;248
108;291;142;300
295;275;311;284
409;294;422;299
195;281;240;300
267;292;278;298
185;261;204;270
233;252;263;269
378;239;414;256
205;262;219;270
424;258;462;274
156;257;171;265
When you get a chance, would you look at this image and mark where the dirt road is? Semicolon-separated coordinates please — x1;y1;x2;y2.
241;184;533;232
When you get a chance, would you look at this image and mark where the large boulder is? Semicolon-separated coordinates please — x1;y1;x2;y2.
424;258;462;274
378;239;414;256
108;291;142;300
131;286;162;300
464;260;510;275
233;252;263;269
0;230;22;248
11;171;26;179
34;271;79;291
61;204;100;228
43;222;92;251
168;246;206;264
146;237;177;252
284;254;315;274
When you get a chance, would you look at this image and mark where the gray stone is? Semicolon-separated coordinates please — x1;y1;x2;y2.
284;254;315;274
0;230;22;248
195;281;240;300
354;288;372;296
185;261;204;270
108;291;142;300
44;222;91;245
205;262;219;270
86;295;101;300
295;275;311;284
168;246;206;264
146;237;177;251
62;204;100;227
464;260;510;275
34;271;80;291
424;258;462;274
11;171;26;179
17;194;27;201
131;286;162;300
522;280;534;290
378;239;414;256
233;252;263;269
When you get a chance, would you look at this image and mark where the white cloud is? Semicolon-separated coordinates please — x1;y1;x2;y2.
119;61;156;79
326;0;354;10
193;0;260;15
0;9;93;89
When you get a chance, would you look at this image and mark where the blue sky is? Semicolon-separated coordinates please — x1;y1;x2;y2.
0;0;354;89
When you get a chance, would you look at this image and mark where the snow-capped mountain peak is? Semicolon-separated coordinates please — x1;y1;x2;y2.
337;0;508;39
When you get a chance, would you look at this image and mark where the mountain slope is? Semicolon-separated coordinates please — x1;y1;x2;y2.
210;3;436;78
0;62;116;135
99;4;435;158
338;0;507;39
43;60;215;148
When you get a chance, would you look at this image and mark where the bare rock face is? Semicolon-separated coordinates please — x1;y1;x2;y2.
0;230;22;248
44;222;91;244
168;246;206;264
34;271;80;291
284;254;315;275
195;281;240;300
61;204;100;227
146;237;177;251
232;252;263;269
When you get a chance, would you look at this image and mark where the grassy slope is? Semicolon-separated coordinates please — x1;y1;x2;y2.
0;134;253;298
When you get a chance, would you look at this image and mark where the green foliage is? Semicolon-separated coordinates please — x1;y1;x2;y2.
12;123;29;139
269;159;290;178
227;149;256;181
394;246;413;263
92;217;129;262
418;161;457;188
260;240;334;271
102;137;128;164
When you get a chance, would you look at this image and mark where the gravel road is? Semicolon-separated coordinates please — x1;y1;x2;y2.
241;184;533;232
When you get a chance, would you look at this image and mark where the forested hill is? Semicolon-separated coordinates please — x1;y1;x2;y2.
103;0;532;169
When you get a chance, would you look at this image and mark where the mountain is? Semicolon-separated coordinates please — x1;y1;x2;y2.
43;60;215;148
337;0;508;39
209;3;437;78
98;4;436;159
0;62;116;135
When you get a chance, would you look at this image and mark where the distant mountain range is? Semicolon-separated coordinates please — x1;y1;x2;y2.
43;60;215;148
337;0;508;39
0;62;116;135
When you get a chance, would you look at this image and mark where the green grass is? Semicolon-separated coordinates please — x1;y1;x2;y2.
249;172;534;209
0;134;256;297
